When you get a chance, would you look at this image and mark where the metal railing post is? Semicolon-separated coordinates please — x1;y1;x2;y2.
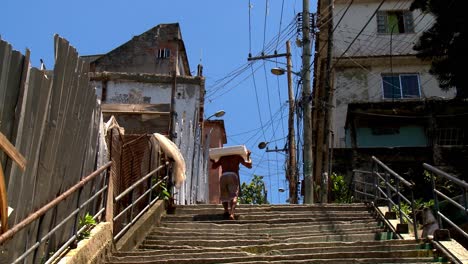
430;170;442;229
372;161;378;203
396;178;402;224
385;172;392;211
130;189;135;223
410;188;418;240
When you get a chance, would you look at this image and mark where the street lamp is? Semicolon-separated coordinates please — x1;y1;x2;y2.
270;67;301;77
206;110;225;120
258;141;287;152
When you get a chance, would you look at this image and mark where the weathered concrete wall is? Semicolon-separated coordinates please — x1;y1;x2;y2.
115;201;166;251
90;72;208;204
332;61;455;148
57;222;113;264
330;0;456;147
91;24;188;76
333;0;433;57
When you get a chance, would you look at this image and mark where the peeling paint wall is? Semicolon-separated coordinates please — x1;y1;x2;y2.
90;76;207;204
333;0;434;57
330;0;456;148
91;80;172;104
90;24;189;76
332;64;455;148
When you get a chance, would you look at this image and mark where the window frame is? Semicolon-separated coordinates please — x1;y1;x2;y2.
381;73;421;99
157;48;171;59
377;10;414;34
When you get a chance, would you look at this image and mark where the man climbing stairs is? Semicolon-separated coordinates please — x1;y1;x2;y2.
105;203;446;263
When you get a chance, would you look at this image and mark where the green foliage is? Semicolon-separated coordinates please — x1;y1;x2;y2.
392;198;434;223
330;173;353;203
159;181;171;201
410;0;468;98
423;170;457;198
239;175;269;205
152;177;171;201
78;213;96;240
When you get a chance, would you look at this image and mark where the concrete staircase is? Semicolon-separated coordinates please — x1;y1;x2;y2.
106;204;446;263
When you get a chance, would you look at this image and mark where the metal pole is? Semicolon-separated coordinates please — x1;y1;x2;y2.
286;41;298;204
303;0;314;204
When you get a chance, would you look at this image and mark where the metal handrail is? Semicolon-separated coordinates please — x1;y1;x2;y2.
423;163;468;241
372;156;418;240
351;170;375;201
0;161;112;263
352;157;418;240
113;161;170;241
0;161;112;245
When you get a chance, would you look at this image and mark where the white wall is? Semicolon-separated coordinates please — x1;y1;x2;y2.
333;0;433;57
91;77;208;204
332;62;455;148
330;0;455;147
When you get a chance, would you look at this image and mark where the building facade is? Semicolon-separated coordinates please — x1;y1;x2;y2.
312;0;466;181
84;23;209;204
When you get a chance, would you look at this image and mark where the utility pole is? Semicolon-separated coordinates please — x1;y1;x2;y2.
302;0;314;204
247;41;298;204
286;41;298;204
321;0;334;203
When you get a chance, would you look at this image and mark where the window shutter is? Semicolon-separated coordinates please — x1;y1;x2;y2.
403;11;414;33
377;11;387;33
382;75;401;99
401;75;420;98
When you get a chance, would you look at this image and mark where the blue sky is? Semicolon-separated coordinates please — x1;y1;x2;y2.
1;0;316;204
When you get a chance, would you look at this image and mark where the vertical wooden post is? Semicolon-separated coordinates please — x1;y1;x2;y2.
0;132;26;234
286;41;298;204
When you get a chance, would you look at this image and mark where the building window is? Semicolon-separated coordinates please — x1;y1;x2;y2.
371;127;400;135
436;128;468;145
157;48;171;59
377;11;414;34
382;74;421;99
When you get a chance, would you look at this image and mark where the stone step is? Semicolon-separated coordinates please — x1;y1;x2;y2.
163;211;373;221
209;259;438;264
170;204;370;215
174;204;369;210
139;233;382;249
115;240;424;258
149;225;382;238
162;215;376;225
152;220;380;234
145;227;383;241
105;203;441;264
170;205;371;215
158;219;377;230
107;249;434;264
133;239;420;251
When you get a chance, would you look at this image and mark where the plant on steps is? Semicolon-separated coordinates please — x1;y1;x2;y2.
331;173;353;203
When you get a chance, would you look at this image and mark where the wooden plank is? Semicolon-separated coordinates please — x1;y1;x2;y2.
0;133;26;171
32;36;78;258
0;40;13;168
8;69;52;223
1;50;23;146
0;162;7;234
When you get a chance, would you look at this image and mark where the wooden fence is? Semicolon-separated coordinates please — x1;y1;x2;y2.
0;35;106;263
